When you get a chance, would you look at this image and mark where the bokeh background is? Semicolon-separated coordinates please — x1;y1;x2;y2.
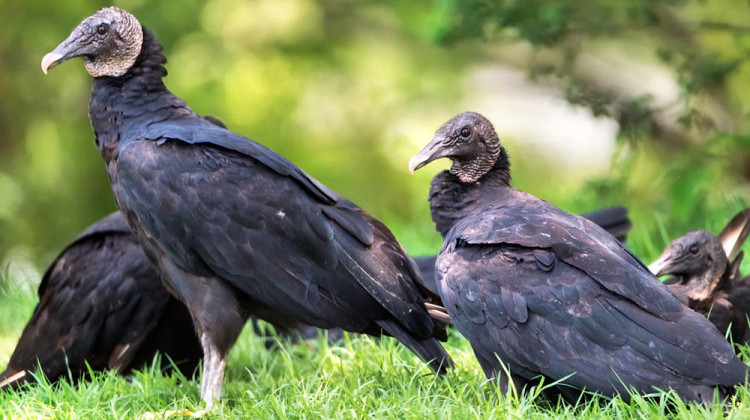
0;0;749;290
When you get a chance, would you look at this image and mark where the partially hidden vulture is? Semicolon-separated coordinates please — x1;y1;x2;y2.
41;7;451;406
649;209;750;346
408;111;748;404
0;209;342;391
0;212;201;389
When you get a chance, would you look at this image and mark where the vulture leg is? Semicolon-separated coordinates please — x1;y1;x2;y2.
473;349;499;381
157;256;247;408
499;370;529;397
200;333;226;409
473;347;528;396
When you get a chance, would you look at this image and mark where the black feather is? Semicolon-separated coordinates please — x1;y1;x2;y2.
0;212;201;389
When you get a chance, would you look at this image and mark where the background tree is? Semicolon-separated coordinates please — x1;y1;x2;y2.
0;0;747;288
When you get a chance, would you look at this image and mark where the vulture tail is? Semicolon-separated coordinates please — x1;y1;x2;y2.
581;206;632;243
375;319;454;374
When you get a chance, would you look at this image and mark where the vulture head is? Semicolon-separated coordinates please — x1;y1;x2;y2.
650;209;750;303
409;111;502;183
649;230;728;302
41;7;143;78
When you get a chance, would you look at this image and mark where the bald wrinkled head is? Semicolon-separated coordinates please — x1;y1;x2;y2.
650;231;727;278
409;112;502;183
41;7;143;78
649;230;728;301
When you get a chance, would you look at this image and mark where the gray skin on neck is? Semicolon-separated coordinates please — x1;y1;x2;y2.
656;230;729;303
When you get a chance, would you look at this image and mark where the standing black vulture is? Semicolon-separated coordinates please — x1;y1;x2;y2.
41;7;452;406
408;111;748;404
413;206;632;296
0;212;202;389
649;209;750;345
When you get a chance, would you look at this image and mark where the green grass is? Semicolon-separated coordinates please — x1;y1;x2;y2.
2;223;750;419
5;321;748;419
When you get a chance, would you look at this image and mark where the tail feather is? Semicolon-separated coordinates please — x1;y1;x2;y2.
414;207;631;298
719;208;750;261
581;206;632;243
376;319;454;374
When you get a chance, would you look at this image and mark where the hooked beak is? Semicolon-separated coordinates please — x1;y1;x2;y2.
41;52;65;74
409;135;450;174
648;252;675;277
41;31;89;74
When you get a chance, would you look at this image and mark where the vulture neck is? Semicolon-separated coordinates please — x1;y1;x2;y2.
670;261;731;307
89;27;193;162
428;149;511;237
689;262;732;304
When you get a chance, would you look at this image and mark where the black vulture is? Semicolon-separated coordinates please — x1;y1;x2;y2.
0;212;202;389
413;206;632;296
41;7;452;406
408;111;748;404
649;209;750;346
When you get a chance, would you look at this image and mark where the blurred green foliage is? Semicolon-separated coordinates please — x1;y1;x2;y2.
0;0;748;286
431;0;750;137
427;0;750;255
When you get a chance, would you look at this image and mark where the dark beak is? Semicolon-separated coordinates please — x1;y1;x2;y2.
409;135;450;174
41;31;88;74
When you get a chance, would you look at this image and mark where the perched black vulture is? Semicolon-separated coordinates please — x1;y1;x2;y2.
413;206;633;296
649;209;750;345
0;212;202;389
41;7;452;406
408;111;748;404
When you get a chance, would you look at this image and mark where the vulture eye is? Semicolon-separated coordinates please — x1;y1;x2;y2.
460;127;471;138
689;244;699;255
96;24;109;36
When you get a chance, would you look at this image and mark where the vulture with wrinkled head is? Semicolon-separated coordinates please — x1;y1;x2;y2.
41;7;452;407
650;209;750;346
409;111;748;404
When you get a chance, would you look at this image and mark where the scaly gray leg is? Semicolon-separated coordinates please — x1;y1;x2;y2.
201;333;226;410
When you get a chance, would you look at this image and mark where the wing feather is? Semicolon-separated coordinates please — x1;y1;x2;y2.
438;242;746;397
445;190;683;319
116;138;434;338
